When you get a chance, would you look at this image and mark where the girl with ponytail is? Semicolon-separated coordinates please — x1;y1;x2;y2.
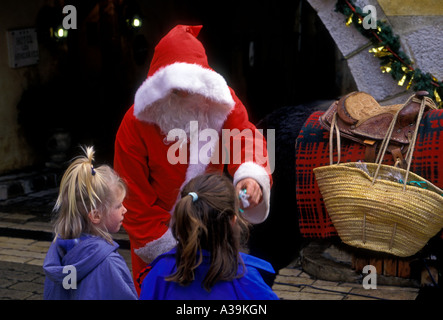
43;146;138;300
139;173;278;300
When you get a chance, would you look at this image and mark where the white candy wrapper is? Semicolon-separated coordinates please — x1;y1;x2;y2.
239;189;250;208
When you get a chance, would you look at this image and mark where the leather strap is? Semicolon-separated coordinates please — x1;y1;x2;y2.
363;143;377;163
321;92;437;166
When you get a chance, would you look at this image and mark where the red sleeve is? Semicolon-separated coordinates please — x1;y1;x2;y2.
222;89;273;186
220;89;273;224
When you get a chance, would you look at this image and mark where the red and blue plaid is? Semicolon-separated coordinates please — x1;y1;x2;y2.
296;109;443;239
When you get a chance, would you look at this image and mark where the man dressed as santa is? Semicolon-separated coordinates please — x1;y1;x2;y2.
114;25;272;292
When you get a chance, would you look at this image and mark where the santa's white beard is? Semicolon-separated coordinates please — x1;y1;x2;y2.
140;92;232;144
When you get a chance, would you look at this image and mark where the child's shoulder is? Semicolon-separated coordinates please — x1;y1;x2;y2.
142;248;177;283
149;248;177;268
240;252;276;274
79;235;119;250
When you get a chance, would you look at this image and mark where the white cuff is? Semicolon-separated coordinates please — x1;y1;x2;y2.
134;228;177;264
233;162;271;224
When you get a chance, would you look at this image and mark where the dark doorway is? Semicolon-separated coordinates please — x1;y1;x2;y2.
20;0;351;166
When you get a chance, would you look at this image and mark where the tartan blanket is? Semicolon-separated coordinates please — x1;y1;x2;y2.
296;109;443;239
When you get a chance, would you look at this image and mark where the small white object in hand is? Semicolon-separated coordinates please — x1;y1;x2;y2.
239;188;250;209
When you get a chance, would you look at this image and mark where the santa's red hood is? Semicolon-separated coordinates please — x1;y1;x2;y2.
134;25;235;122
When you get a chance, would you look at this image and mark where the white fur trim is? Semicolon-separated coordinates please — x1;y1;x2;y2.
134;62;235;119
233;162;271;224
134;228;177;264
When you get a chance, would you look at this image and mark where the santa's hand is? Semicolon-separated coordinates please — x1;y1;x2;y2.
235;178;263;210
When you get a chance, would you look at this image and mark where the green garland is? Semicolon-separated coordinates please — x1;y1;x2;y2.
335;0;442;107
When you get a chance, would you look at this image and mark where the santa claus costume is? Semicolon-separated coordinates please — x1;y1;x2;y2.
114;25;272;293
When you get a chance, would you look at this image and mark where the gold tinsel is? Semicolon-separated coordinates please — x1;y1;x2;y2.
435;89;442;105
380;62;392;74
369;46;392;58
398;74;407;86
346;13;353;26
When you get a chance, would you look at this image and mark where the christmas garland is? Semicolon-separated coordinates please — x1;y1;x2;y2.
335;0;442;108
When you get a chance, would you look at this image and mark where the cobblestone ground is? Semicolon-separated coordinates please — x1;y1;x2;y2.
0;190;422;301
0;260;45;300
0;237;48;299
0;234;421;301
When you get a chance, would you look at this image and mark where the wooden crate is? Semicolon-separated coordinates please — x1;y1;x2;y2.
352;254;414;278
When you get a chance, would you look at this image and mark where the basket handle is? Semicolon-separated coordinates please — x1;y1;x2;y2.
329;112;341;165
371;95;433;190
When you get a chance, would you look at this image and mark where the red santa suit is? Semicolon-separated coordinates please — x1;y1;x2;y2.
114;25;272;290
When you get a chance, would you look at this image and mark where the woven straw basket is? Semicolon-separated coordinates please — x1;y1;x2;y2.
314;162;443;257
314;95;443;257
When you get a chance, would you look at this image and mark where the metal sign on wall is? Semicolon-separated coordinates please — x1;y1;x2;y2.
6;28;39;68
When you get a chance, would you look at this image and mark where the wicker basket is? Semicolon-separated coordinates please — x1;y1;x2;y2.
314;162;443;257
314;95;443;257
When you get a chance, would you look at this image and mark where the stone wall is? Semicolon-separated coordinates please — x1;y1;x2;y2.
0;1;49;174
307;0;443;105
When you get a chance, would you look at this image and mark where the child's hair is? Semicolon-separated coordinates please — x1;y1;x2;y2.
166;173;250;291
52;146;126;244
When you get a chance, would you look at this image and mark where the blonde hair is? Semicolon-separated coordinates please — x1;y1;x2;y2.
52;146;126;243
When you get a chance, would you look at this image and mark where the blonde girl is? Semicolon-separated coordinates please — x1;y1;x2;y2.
43;146;138;300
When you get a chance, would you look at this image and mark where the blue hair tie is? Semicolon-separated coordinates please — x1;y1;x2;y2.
188;192;198;202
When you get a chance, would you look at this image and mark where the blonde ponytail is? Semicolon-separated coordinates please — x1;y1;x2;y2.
52;146;126;243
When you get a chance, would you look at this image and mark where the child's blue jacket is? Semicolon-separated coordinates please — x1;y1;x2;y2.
139;248;279;300
43;235;138;300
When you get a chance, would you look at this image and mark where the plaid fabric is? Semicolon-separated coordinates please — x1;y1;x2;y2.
296;109;443;239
